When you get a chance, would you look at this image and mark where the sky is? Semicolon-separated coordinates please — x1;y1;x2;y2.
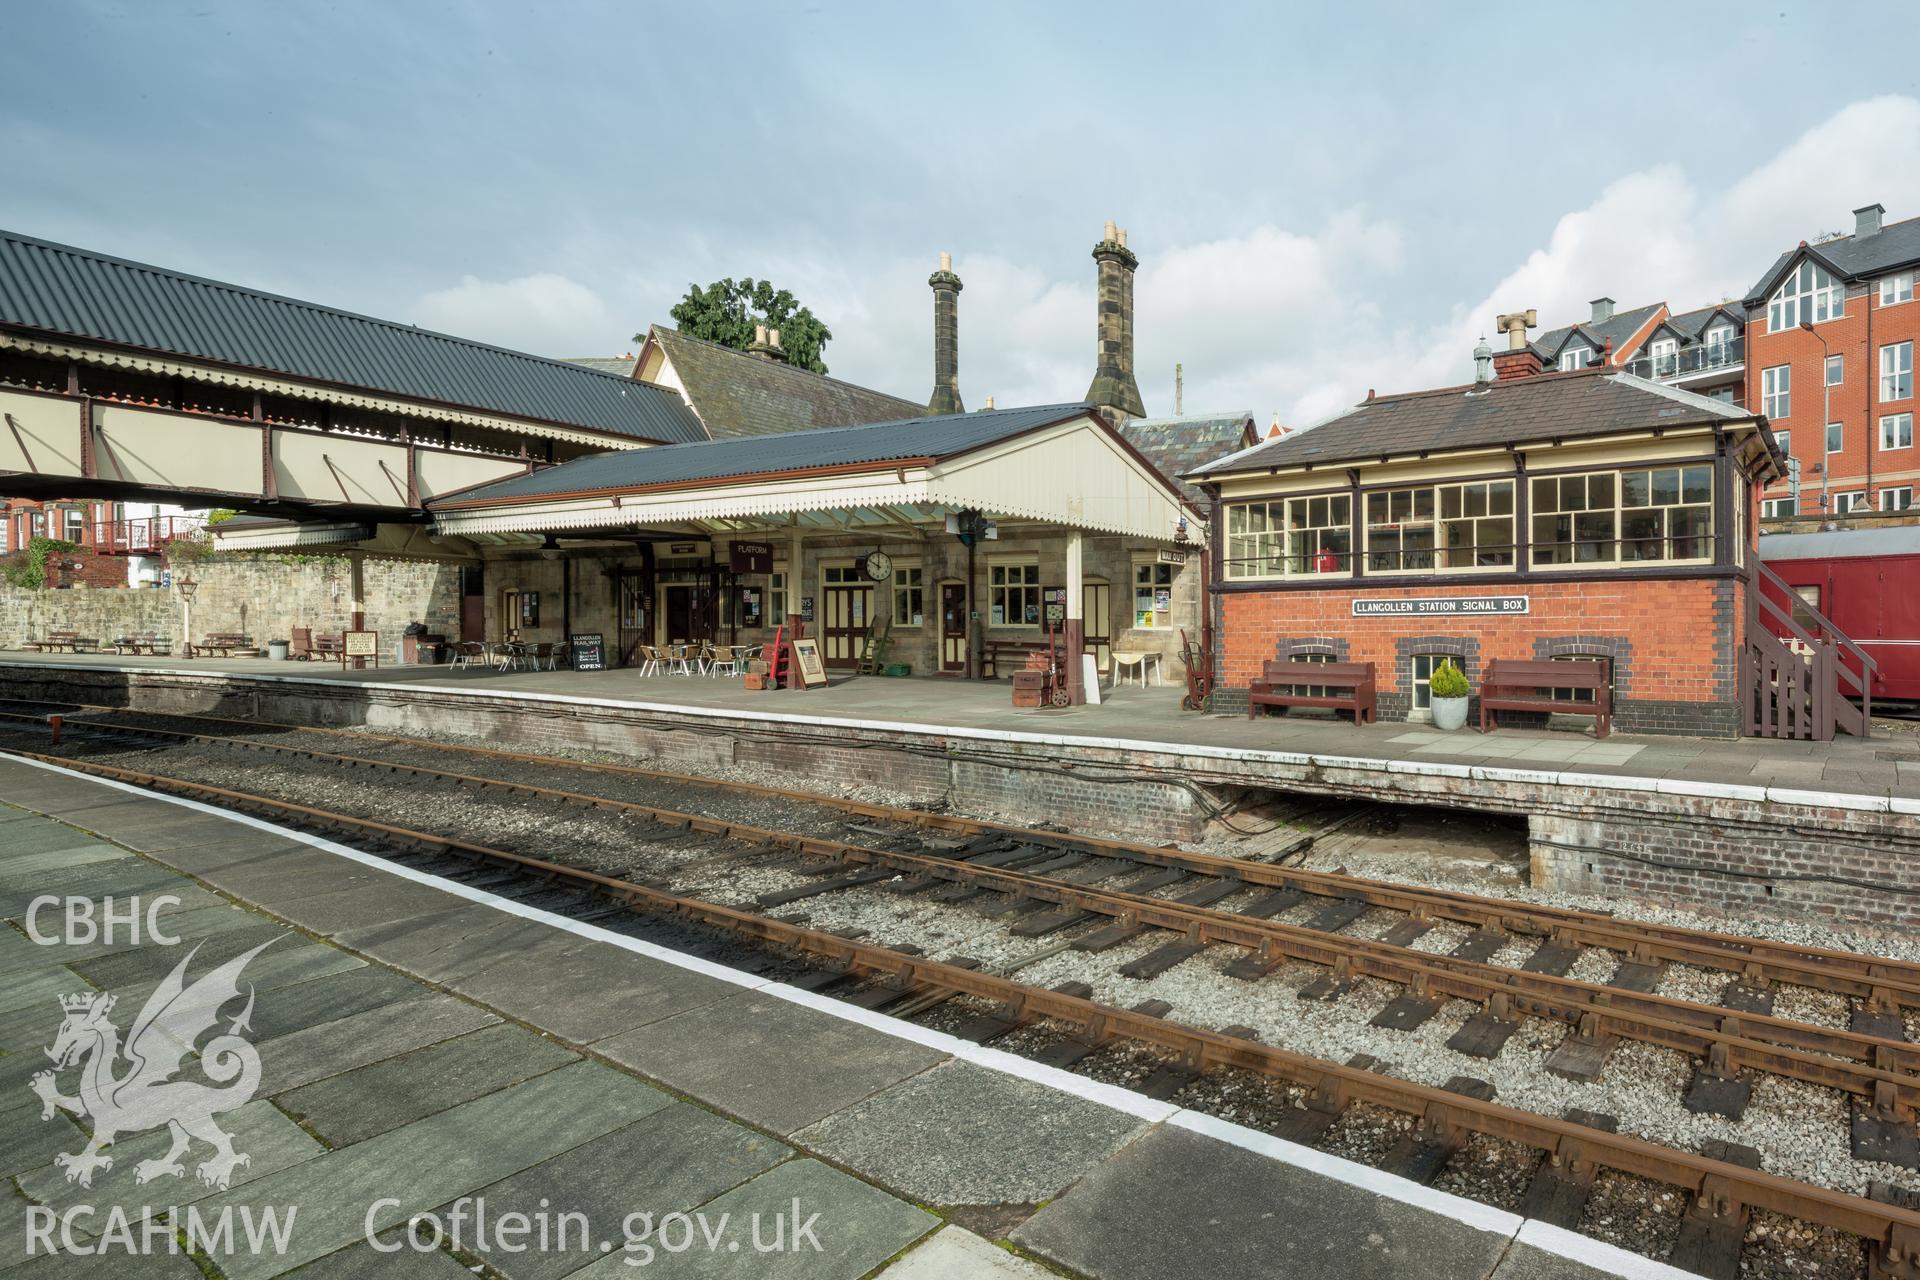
6;1;1920;430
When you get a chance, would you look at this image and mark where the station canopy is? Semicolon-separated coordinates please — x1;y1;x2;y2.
423;403;1198;546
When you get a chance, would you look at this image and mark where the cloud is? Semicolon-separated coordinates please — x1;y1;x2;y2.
405;96;1920;444
410;272;616;355
834;95;1920;435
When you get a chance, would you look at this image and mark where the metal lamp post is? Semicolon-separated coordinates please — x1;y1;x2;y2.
1799;321;1833;515
177;577;198;658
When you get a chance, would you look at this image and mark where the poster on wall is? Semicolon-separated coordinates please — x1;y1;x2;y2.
1154;589;1171;613
790;638;829;688
738;586;763;629
801;595;816;622
519;592;540;626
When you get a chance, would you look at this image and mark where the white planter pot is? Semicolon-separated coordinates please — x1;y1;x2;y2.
1431;695;1468;731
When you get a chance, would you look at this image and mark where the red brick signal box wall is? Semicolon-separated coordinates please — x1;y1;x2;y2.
1219;576;1745;737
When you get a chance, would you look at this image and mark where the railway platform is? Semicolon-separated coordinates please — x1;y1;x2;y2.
0;754;1684;1279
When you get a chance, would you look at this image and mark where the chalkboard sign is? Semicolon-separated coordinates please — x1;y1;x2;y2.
571;633;606;671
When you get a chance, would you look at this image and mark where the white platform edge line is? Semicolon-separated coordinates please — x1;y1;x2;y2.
3;658;1898;816
1168;1110;1521;1237
1517;1219;1711;1280
1;752;1700;1280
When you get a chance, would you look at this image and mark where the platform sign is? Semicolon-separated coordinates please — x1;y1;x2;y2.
730;542;774;574
571;633;606;671
1352;596;1530;617
343;630;379;657
789;638;829;688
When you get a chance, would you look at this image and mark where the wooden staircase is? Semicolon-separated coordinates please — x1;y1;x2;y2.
1742;561;1876;740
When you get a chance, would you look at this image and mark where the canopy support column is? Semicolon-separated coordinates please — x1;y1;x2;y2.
347;550;366;669
1064;530;1085;705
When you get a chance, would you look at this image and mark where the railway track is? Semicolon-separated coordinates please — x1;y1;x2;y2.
7;740;1920;1280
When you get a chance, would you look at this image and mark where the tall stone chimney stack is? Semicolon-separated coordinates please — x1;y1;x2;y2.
1085;221;1146;421
927;252;964;415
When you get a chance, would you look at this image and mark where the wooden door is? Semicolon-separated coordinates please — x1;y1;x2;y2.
940;582;967;672
661;585;694;644
1082;579;1112;674
822;585;872;667
459;566;485;641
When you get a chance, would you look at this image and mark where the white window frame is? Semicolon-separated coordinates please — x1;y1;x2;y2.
1882;341;1913;401
1223;494;1353;580
1530;464;1715;568
1880;486;1914;512
1775;429;1791;458
1409;654;1449;718
1767;259;1844;331
1705;325;1735;361
1882;271;1915;306
768;565;787;623
1559;345;1592;372
1834;491;1867;515
62;508;86;542
1649;337;1678;378
891;561;925;628
1131;556;1176;629
1826;354;1844;386
1761;497;1795;518
1882;412;1914;450
1826;421;1844;454
1762;364;1791;419
987;557;1041;630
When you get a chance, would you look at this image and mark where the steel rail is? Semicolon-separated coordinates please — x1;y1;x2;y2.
11;728;1920;1112
7;698;1918;1010
2;697;1914;1012
8;745;1919;1272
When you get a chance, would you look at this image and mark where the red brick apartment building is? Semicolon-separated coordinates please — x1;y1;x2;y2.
1744;203;1920;518
1188;347;1782;737
1525;297;1748;407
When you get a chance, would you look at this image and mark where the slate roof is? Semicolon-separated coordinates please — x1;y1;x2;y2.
1188;369;1750;478
1118;411;1256;505
646;326;926;439
563;355;640;377
1745;215;1920;302
0;230;705;444
1529;302;1665;362
1662;303;1746;343
433;403;1095;507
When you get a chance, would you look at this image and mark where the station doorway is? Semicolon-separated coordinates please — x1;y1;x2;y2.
940;581;967;672
821;564;873;668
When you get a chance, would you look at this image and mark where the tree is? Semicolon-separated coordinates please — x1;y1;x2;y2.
647;278;834;375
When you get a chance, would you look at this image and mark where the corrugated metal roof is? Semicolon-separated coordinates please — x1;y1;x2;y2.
432;403;1093;506
647;327;927;438
1189;369;1748;478
0;230;706;444
1760;525;1920;560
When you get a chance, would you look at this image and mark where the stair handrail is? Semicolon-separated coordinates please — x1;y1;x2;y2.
1752;560;1875;705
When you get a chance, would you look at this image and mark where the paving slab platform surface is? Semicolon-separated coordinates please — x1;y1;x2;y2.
0;752;1707;1278
5;652;1916;806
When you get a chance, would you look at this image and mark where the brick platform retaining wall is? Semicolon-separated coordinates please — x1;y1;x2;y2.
4;662;1914;930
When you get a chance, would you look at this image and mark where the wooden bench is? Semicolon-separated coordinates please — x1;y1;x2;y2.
981;639;1050;678
1248;660;1377;724
23;631;99;654
1479;658;1612;738
196;633;256;657
113;632;172;656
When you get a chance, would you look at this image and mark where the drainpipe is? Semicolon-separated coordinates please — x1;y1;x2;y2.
1866;284;1876;508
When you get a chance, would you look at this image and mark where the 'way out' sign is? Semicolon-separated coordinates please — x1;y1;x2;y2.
1352;596;1530;617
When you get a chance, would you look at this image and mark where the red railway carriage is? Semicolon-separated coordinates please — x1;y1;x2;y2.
1759;525;1920;703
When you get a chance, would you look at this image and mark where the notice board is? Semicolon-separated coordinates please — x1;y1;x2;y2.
789;638;829;688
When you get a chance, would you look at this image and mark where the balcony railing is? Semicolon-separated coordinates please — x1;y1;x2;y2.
1625;337;1744;382
91;515;207;555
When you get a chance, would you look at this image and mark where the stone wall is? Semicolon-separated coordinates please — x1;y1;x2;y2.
0;556;461;659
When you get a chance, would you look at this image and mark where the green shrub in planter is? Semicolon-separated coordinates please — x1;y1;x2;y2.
1429;659;1469;699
